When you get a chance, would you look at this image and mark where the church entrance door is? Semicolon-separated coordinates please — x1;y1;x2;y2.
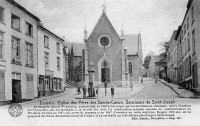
101;68;110;82
101;60;110;82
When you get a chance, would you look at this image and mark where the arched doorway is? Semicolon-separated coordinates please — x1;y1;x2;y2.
101;60;110;82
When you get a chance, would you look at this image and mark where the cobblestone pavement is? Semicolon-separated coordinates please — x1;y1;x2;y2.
1;78;200;109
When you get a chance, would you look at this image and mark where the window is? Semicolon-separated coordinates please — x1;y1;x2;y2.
44;52;49;69
192;30;195;54
44;36;49;48
128;62;133;74
25;22;33;37
11;36;20;63
99;35;111;47
0;32;4;59
191;6;194;24
0;6;4;23
26;43;33;66
0;71;5;100
184;25;186;35
57;42;60;53
57;57;60;71
11;14;20;31
187;33;190;51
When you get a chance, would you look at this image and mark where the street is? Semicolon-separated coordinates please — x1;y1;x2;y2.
1;78;200;109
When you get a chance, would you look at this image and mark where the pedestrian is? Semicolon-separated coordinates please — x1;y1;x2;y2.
141;78;143;83
155;78;158;84
82;86;86;99
104;81;107;96
88;86;90;97
111;86;114;98
77;87;81;94
96;87;99;97
130;83;133;91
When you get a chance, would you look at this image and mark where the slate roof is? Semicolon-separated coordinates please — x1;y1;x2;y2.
123;34;139;55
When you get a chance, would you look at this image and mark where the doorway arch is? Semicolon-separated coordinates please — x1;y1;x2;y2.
98;56;112;83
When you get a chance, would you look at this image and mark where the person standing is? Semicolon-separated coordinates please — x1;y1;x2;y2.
82;86;86;99
88;86;90;97
111;86;114;98
104;81;107;96
96;87;99;97
141;78;143;83
130;83;133;91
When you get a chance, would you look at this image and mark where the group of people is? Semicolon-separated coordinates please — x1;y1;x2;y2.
78;81;115;98
81;85;98;99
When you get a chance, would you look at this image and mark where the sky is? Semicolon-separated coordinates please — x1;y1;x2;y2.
15;0;188;58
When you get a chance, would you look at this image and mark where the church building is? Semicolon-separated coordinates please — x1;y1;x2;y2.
82;11;143;87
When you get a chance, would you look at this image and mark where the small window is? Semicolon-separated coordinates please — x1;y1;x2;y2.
11;36;20;63
187;33;190;51
11;14;20;31
0;6;5;23
191;6;194;24
128;62;133;74
57;42;60;53
0;32;4;59
57;57;60;71
44;52;49;69
26;43;33;66
25;22;33;37
44;35;49;48
192;30;195;54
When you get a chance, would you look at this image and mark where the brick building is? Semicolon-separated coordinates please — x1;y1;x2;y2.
83;12;143;87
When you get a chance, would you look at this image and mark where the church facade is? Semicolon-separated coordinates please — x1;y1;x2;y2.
82;12;143;87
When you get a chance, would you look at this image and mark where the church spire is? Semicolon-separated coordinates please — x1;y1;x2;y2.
84;24;87;42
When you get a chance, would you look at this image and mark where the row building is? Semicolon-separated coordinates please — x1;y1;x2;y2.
167;0;200;94
0;0;64;104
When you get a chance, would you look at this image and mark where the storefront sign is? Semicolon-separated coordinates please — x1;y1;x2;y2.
45;69;54;76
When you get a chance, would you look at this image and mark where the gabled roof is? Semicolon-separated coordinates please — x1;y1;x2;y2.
38;26;64;42
6;0;40;22
88;12;121;41
123;34;139;55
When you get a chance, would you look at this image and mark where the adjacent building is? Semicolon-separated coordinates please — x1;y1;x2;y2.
167;30;177;83
0;0;40;103
37;25;64;97
148;55;161;79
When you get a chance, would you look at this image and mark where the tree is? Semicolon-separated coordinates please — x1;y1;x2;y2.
143;55;151;69
158;41;169;60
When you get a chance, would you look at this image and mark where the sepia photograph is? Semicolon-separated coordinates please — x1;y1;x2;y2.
0;0;200;126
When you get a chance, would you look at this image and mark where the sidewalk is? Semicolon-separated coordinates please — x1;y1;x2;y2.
159;79;196;98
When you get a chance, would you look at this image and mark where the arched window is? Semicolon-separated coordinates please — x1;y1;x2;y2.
128;62;132;74
102;60;109;68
